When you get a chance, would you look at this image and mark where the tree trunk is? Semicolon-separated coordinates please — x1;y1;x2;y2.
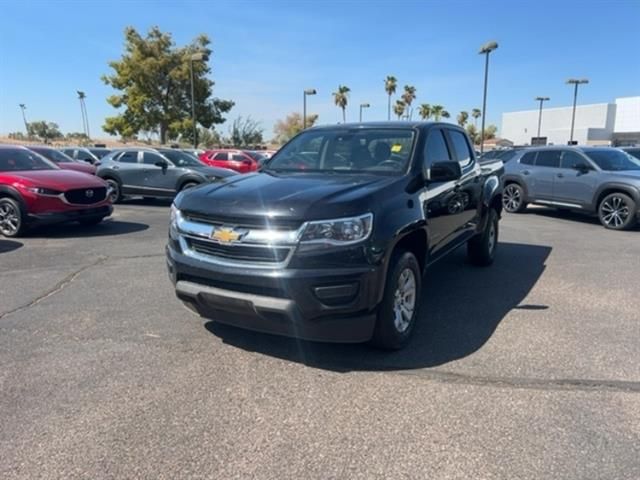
342;107;346;124
387;95;391;121
160;124;167;144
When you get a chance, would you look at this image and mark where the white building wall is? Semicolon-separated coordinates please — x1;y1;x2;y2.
614;97;640;133
501;103;614;145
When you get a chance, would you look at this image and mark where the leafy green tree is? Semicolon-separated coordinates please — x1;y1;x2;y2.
384;76;397;121
393;100;406;120
457;111;469;127
273;112;318;144
197;128;222;148
29;121;62;144
483;124;498;140
228;117;263;147
418;104;432;120
332;85;350;123
102;26;234;144
431;105;449;121
401;85;417;119
466;124;478;144
471;108;481;128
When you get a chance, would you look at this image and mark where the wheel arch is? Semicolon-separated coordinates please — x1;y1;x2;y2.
0;185;27;210
593;183;640;211
177;175;203;191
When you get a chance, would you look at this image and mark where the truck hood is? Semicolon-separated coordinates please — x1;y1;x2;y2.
10;169;107;190
177;172;399;222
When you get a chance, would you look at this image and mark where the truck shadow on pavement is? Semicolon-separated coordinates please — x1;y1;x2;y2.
205;242;552;372
0;239;23;254
26;220;149;238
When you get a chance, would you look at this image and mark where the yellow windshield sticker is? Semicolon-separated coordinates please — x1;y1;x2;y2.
391;144;402;153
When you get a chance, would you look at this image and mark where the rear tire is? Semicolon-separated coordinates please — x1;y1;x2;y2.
371;251;422;350
598;192;637;230
180;181;199;191
502;183;527;213
467;208;499;266
0;197;26;238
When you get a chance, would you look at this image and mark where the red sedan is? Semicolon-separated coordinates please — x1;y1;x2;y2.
0;146;112;237
198;149;265;174
29;146;97;175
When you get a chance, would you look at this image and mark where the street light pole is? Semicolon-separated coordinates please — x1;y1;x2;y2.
19;104;29;138
478;41;498;154
566;78;589;144
359;103;370;122
303;88;317;129
535;96;550;138
189;52;205;148
77;91;90;139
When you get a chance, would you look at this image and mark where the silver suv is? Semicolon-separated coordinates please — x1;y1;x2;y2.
97;147;235;203
503;146;640;230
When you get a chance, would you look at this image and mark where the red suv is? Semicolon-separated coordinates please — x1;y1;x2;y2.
28;146;97;175
198;149;264;173
0;146;112;237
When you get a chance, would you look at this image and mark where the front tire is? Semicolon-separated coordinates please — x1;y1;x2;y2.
371;251;422;350
467;208;499;266
105;178;123;203
180;181;199;191
598;192;637;230
503;183;527;213
0;197;26;238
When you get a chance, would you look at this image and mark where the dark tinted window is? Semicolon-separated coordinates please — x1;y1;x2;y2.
584;149;640;171
424;130;451;168
162;150;201;167
62;149;75;158
624;148;640;160
142;151;166;165
520;151;536;165
213;152;227;161
76;149;95;161
561;151;591;169
535;150;561;168
232;153;248;162
0;148;56;171
117;151;138;163
89;148;111;159
448;130;473;167
499;150;522;163
31;148;74;163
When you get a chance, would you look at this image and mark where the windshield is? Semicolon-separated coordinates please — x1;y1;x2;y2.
163;150;202;167
624;148;640;160
30;147;74;164
89;148;111;159
584;149;640;171
0;148;57;171
245;151;267;162
267;128;416;174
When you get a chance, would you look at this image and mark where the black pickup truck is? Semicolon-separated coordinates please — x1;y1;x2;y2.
166;122;504;349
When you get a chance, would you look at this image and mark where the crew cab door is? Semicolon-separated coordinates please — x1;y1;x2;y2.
553;151;598;207
142;151;180;195
421;128;464;255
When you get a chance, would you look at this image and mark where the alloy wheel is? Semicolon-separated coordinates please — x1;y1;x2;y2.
393;268;416;333
503;185;521;212
0;202;20;236
600;195;630;228
106;180;119;203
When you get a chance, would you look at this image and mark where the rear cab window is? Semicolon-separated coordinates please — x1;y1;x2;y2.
447;129;474;168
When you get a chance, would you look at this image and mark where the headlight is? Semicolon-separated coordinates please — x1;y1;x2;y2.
170;204;181;227
299;213;373;249
25;187;61;196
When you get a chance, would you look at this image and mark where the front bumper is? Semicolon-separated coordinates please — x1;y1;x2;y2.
27;205;113;225
166;243;381;343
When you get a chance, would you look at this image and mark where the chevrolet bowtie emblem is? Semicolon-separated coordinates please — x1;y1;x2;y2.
211;227;241;244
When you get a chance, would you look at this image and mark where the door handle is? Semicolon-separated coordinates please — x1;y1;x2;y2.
112;165;119;170
522;170;530;175
557;173;564;178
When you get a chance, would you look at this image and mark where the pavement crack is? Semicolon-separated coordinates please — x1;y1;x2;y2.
0;256;108;320
391;368;640;393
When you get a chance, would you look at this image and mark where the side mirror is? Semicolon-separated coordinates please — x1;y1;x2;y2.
155;160;168;169
428;161;462;182
572;163;591;173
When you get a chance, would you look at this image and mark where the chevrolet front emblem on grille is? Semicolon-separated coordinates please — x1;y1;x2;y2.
211;227;242;244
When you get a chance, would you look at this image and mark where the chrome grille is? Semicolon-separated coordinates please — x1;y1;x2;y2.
186;237;291;264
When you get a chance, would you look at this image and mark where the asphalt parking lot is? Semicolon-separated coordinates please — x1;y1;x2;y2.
1;201;638;479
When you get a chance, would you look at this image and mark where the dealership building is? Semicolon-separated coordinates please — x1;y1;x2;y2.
501;96;640;147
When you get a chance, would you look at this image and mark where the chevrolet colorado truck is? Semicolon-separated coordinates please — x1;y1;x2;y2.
166;122;504;349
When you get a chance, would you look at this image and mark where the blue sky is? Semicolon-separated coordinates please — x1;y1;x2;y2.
1;0;639;140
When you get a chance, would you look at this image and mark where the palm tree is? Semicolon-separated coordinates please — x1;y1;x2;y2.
332;85;351;123
431;105;445;121
384;76;397;121
471;108;481;128
401;85;417;119
418;103;432;120
393;100;406;120
457;111;469;127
